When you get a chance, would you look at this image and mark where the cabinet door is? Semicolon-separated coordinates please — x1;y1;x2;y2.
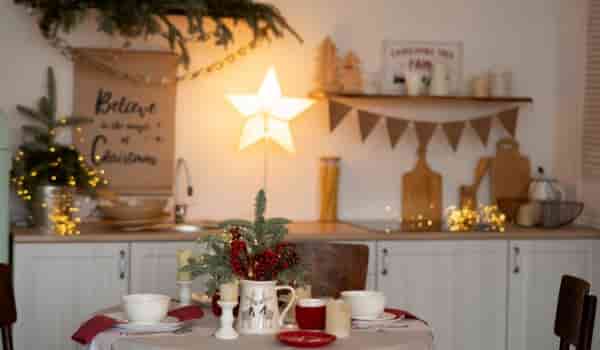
13;243;129;350
130;242;208;297
508;240;597;350
378;241;508;350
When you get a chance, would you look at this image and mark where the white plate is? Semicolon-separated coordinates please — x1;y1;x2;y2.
106;312;183;333
353;312;398;322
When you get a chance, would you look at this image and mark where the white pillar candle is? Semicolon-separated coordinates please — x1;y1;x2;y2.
472;74;490;97
325;299;352;338
220;282;239;302
176;249;193;282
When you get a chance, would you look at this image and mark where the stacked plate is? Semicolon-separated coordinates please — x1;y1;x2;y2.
352;309;407;330
106;312;184;334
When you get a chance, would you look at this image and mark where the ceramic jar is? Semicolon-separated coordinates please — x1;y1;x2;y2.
237;280;296;335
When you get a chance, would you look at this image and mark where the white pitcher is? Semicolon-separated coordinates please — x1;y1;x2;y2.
237;280;296;335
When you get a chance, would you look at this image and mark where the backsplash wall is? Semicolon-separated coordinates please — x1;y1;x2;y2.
1;0;564;221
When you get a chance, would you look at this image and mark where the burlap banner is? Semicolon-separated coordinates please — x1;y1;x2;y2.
357;110;381;142
326;100;520;151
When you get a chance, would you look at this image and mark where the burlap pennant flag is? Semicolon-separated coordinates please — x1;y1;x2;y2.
414;121;438;149
442;121;466;152
357;110;381;142
470;116;493;146
498;107;520;137
386;118;409;148
329;100;353;132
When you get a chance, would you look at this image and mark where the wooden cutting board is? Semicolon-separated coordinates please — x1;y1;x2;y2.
491;138;531;202
402;149;442;229
459;157;491;208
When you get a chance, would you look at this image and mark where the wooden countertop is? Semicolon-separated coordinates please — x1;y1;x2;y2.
11;221;600;243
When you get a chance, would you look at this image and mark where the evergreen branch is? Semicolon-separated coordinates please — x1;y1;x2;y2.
16;105;49;126
46;67;57;122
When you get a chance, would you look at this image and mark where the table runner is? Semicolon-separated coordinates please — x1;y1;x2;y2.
91;313;433;350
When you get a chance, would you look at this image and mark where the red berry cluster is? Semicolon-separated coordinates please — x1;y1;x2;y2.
229;226;242;240
253;249;280;280
230;239;248;276
275;243;299;270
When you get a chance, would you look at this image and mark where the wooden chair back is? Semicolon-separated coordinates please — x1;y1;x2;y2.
554;274;596;350
294;243;369;298
0;264;16;350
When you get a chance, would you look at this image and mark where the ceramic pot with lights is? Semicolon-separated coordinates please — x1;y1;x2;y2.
30;185;75;234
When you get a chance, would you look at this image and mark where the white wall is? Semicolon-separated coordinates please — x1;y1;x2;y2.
1;0;563;221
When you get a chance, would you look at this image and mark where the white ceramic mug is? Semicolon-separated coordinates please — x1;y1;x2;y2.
340;290;385;319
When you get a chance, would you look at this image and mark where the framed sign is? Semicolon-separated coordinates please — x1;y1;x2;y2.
73;49;178;195
380;40;463;94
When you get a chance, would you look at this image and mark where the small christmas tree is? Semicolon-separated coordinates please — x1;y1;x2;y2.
340;51;363;93
315;37;341;94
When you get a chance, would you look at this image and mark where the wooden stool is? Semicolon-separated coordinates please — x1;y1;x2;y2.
0;264;16;350
294;243;369;298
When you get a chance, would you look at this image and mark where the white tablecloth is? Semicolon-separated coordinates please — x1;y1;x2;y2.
90;312;433;350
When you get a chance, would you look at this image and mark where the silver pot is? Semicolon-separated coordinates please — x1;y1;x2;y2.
31;185;75;234
528;167;565;201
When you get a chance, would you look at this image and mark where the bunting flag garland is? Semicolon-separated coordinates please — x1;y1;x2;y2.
386;118;409;148
357;110;381;141
470;116;493;146
326;99;521;151
442;121;466;152
329;100;353;132
415;121;438;149
498;107;519;137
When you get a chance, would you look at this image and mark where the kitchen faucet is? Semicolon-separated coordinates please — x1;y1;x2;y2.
174;158;193;224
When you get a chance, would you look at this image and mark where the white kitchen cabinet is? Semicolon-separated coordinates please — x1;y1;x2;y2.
507;240;600;350
130;242;208;297
378;241;508;350
13;243;129;350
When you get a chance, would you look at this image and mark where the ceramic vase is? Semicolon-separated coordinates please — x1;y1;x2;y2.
237;280;296;335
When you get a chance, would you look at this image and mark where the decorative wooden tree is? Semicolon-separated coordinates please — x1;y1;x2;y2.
315;37;341;94
340;51;363;93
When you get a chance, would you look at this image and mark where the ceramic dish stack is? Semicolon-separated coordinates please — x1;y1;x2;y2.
109;294;184;334
340;291;408;330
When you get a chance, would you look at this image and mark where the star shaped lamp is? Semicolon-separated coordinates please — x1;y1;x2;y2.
227;67;314;152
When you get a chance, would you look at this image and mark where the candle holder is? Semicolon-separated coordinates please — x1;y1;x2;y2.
177;280;193;306
215;301;239;340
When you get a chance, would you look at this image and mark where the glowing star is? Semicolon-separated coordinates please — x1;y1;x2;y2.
227;67;314;152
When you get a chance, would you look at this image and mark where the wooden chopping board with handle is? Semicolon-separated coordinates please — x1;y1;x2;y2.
459;157;491;208
402;148;442;229
491;138;531;202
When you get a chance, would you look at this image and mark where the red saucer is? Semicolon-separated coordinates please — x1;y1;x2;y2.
277;331;336;348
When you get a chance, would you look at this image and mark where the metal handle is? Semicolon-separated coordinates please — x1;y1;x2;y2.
513;246;520;274
381;248;389;276
119;249;127;280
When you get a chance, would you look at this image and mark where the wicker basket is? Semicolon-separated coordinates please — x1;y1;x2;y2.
537;201;584;228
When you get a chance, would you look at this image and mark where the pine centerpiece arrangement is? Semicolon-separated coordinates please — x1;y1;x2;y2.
185;189;306;294
11;67;107;234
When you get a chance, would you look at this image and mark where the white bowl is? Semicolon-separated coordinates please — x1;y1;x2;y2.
122;294;170;325
340;290;385;319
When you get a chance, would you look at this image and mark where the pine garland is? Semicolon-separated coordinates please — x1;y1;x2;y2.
17;0;302;68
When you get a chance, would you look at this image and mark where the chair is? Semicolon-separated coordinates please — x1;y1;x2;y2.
554;275;597;350
294;243;369;298
0;264;16;350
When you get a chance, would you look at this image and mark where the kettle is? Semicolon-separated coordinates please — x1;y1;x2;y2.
528;167;565;201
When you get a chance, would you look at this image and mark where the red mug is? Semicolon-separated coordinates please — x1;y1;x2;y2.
295;298;326;330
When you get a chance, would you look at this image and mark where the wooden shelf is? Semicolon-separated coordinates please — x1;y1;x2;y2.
325;93;533;103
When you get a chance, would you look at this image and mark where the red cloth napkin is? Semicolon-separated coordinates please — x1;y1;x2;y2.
167;305;204;321
71;315;119;345
71;305;204;345
385;308;428;325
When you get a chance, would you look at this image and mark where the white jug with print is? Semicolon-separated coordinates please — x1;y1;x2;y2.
237;280;296;335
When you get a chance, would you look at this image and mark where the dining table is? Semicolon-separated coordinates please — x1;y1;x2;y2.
87;305;434;350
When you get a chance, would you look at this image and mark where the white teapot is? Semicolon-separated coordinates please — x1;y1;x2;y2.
528;167;565;201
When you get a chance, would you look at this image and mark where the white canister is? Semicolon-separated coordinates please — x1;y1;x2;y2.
430;63;449;96
490;68;512;97
405;71;425;96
